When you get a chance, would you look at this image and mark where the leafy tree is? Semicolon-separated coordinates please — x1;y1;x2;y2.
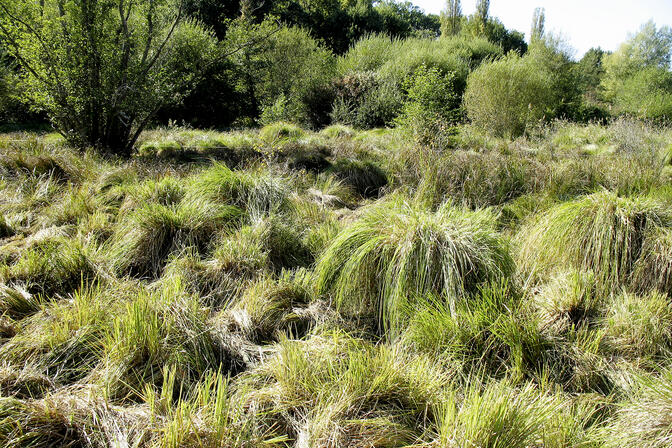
395;64;461;147
602;20;672;119
440;0;462;37
476;0;490;24
226;19;336;127
0;0;218;155
527;34;581;119
461;14;526;55
531;7;545;44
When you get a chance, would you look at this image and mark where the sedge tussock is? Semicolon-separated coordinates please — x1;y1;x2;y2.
316;195;513;335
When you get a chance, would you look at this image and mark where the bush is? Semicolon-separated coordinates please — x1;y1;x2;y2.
330;72;403;128
612;67;672;120
395;65;461;147
316;196;513;334
464;52;556;138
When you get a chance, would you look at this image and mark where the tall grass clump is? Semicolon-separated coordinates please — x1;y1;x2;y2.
259;122;305;144
602;291;672;361
631;227;672;295
237;330;445;447
108;196;242;278
431;379;559;448
327;158;388;198
0;237;96;299
98;285;243;401
190;163;288;219
601;370;672;448
316;196;513;334
0;283;115;385
400;281;546;379
518;191;670;290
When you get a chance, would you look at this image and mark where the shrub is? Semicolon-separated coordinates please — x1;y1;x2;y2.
330;72;403;128
0;0;218;154
316;196;513;334
395;65;461;148
464;52;556;138
518;191;670;290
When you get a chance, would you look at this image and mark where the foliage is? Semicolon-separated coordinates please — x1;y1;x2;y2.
464;52;556;137
602;21;672;120
395;64;461;147
0;0;218;154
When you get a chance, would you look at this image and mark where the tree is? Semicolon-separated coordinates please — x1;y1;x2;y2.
602;20;672;119
0;0;217;155
440;0;462;37
476;0;489;25
531;7;545;43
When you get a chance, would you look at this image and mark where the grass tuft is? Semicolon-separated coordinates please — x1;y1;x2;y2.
518;191;670;291
316;196;513;335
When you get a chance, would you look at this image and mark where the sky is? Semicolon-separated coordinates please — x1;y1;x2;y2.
410;0;672;58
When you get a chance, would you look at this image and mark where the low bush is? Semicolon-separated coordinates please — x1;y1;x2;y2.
464;52;556;138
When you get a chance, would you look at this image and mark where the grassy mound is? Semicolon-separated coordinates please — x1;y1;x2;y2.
316;196;513;334
602;370;672;448
259;122;305;144
108;197;242;278
518;191;670;290
327;158;388;198
237;330;444;447
0;237;96;300
190;163;288;219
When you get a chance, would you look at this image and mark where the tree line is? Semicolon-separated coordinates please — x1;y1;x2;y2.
0;0;670;155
